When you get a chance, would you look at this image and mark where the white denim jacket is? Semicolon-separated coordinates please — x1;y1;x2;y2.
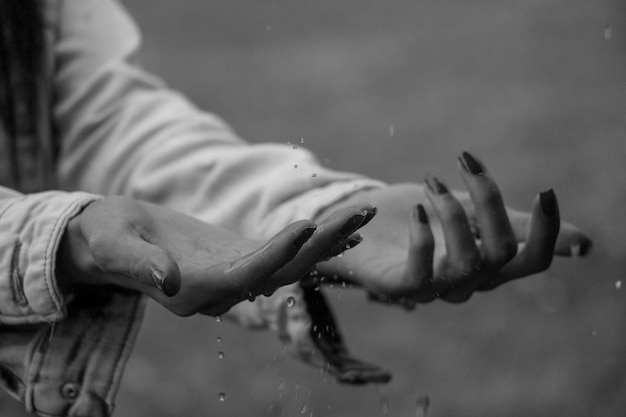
0;0;384;416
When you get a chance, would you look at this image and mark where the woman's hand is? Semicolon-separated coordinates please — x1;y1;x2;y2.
314;152;592;305
57;196;375;316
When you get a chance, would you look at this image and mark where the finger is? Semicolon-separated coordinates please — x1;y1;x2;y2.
88;229;182;297
222;220;318;297
507;208;592;257
457;151;518;266
424;174;481;287
480;189;560;289
271;205;376;287
403;204;436;300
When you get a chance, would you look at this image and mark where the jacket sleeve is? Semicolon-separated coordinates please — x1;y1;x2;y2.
0;187;146;417
0;186;98;325
52;0;385;239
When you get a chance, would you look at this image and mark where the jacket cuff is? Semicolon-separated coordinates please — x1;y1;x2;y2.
0;191;100;325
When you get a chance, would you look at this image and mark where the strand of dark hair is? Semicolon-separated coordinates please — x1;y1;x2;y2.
0;0;45;187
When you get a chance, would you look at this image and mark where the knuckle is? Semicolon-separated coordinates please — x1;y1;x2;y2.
445;253;481;286
490;241;518;265
455;252;482;276
88;234;114;270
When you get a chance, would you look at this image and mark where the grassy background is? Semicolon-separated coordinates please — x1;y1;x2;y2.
3;0;626;415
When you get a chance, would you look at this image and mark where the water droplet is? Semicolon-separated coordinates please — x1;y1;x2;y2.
348;270;354;276
218;392;226;402
217;336;222;343
341;282;347;288
300;404;308;414
616;280;622;289
215;316;222;323
415;395;430;417
218;351;224;359
604;25;612;40
300;137;305;144
286;297;296;307
380;396;389;414
311;173;317;178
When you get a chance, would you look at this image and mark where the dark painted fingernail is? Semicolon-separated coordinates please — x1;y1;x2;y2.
326;233;363;259
152;268;177;297
359;207;378;228
293;226;317;249
424;174;448;195
151;268;165;291
580;238;592;256
345;234;364;250
415;204;429;224
571;237;593;257
459;151;485;175
539;189;557;217
340;213;366;236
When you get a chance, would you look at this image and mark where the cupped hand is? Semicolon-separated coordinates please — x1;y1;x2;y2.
57;196;376;316
315;152;592;305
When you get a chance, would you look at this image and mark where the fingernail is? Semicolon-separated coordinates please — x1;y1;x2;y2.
345;234;364;250
326;234;363;260
359;207;378;228
459;151;485;175
414;204;429;224
339;213;366;236
424;174;448;195
539;189;557;217
571;238;592;257
293;226;317;249
151;268;175;297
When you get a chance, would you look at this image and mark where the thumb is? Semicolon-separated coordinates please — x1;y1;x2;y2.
89;232;181;297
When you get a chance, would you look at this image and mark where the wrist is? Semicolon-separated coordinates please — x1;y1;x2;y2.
56;203;98;288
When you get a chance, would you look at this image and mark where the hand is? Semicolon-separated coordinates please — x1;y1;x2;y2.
314;152;592;305
57;196;376;316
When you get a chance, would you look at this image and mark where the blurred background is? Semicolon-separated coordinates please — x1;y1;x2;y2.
3;0;626;415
